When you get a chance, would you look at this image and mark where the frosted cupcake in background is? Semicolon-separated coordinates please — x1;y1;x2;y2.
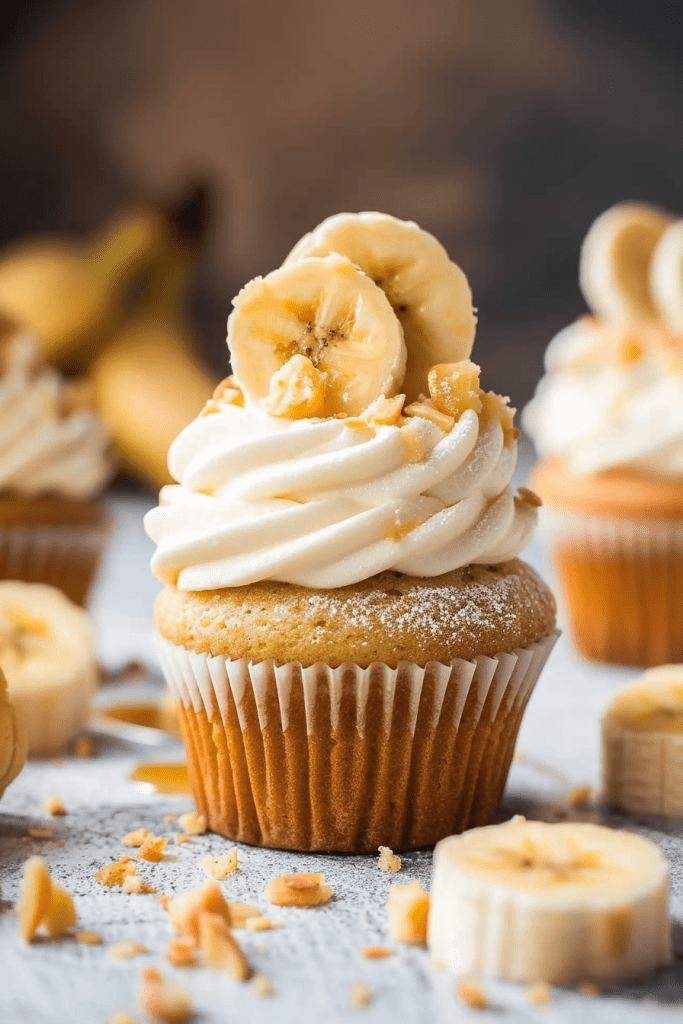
146;212;557;853
0;317;114;605
524;202;683;666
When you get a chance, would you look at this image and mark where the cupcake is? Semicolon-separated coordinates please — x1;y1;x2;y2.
0;318;114;604
0;667;26;798
146;212;557;852
524;202;683;666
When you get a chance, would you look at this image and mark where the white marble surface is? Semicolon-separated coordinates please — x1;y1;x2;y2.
1;445;683;1022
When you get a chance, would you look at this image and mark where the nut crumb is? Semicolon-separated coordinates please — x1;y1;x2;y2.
264;873;333;908
175;833;192;846
16;857;76;942
526;982;552;1005
386;880;429;945
567;785;593;808
577;981;601;996
168;881;232;940
378;846;402;872
245;916;282;932
199;911;252;980
123;875;156;895
138;835;168;863
177;812;206;836
42;796;66;816
142;968;163;984
201;848;238;880
250;972;273;998
96;857;137;888
76;930;103;945
165;936;197;968
122;828;153;848
455;981;489;1009
27;827;54;840
138;974;193;1023
360;946;393;959
74;735;94;758
108;942;149;960
350;983;372;1010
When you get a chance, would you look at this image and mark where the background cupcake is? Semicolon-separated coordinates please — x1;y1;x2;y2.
146;212;557;853
524;202;683;667
0;317;114;605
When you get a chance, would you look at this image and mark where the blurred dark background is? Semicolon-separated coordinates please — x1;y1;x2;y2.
1;0;683;406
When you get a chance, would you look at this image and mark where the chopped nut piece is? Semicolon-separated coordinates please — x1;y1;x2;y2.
227;902;262;928
142;968;163;984
199;911;252;980
177;812;206;836
479;390;515;433
567;785;593;808
250;973;273;998
175;833;192;846
40;883;76;938
245;916;282;932
109;942;149;960
16;857;53;941
213;375;245;407
264;872;333;908
76;930;103;945
122;828;153;848
577;981;601;996
75;735;94;758
517;487;542;508
455;981;489;1009
360;946;393;959
201;848;238;880
138;975;193;1023
358;394;405;426
386;880;429;945
168;881;231;941
349;983;372;1010
138;835;168;863
27;827;54;840
123;875;156;895
262;354;327;419
428;360;482;418
165;936;197;968
163;815;176;825
43;796;66;816
526;982;552;1005
96;856;137;888
378;846;402;872
403;400;455;433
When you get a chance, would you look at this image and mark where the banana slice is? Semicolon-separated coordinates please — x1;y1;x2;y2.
429;818;672;984
602;664;683;815
0;670;26;798
284;212;475;402
228;253;406;417
579;202;673;322
0;582;97;756
649;220;683;331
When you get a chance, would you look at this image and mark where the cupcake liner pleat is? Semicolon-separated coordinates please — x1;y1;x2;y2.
542;508;683;667
0;523;107;606
155;630;559;853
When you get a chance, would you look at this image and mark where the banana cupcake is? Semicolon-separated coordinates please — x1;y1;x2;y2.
146;212;557;853
525;202;683;666
0;318;114;604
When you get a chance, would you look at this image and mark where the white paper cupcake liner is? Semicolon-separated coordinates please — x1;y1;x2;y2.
154;629;558;852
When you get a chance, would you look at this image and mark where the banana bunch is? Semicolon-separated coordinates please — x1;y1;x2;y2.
602;664;683;815
428;817;672;984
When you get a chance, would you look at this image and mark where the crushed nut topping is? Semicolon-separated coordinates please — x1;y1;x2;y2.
122;828;154;848
265;873;333;908
386;880;429;945
177;812;207;836
378;846;402;872
428;360;482;419
199;911;252;980
403;400;455;433
262;353;327;419
42;795;66;816
455;980;489;1009
108;942;149;960
201;848;238;880
137;835;168;863
349;983;372;1010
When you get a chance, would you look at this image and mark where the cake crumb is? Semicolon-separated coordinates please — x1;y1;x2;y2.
201;848;238;880
228;902;262;928
123;875;156;895
165;936;197;968
27;827;53;840
96;857;137;888
16;857;76;942
526;982;552;1005
386;880;429;945
75;735;94;758
199;911;252;980
164;815;176;825
567;785;593;808
142;967;163;984
76;930;103;945
250;972;273;998
378;846;402;872
109;942;149;960
158;894;172;912
122;828;153;848
265;873;333;908
177;812;206;836
350;983;372;1010
175;833;192;846
138;836;168;862
138;972;193;1023
245;916;282;932
168;881;232;940
455;981;489;1009
42;796;66;816
361;946;393;959
577;981;601;996
108;1013;136;1024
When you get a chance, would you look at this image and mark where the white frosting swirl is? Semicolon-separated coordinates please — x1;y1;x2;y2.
523;319;683;476
0;333;114;499
145;403;536;590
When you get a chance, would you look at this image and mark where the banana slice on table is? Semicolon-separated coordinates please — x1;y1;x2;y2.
284;212;476;402
428;818;672;984
579;202;673;323
0;670;26;798
228;253;407;417
0;582;97;756
602;664;683;815
649;220;683;331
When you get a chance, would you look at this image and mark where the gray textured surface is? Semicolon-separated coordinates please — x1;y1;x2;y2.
1;447;683;1022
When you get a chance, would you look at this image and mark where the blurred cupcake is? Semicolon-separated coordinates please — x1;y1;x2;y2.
146;212;557;853
0;318;114;604
0;667;26;798
524;202;683;666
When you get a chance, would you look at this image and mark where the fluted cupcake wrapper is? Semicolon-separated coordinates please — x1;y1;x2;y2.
0;523;107;606
541;507;683;667
154;630;558;853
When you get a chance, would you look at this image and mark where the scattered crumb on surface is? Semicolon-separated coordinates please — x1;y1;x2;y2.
27;827;53;840
138;972;193;1023
167;881;232;940
576;981;601;996
377;846;402;872
108;1013;136;1024
245;916;282;932
122;828;153;848
513;748;525;763
158;895;171;912
55;839;66;848
201;848;237;880
360;946;393;959
175;833;192;846
177;812;206;836
138;835;168;863
16;857;76;942
455;981;489;1009
75;930;103;945
74;735;94;758
350;983;372;1010
142;968;163;983
228;902;261;928
567;785;593;808
165;937;197;968
250;973;273;998
265;873;333;908
386;880;429;945
42;796;66;816
123;874;156;895
108;942;149;960
526;982;552;1005
164;815;176;825
199;911;252;980
95;857;137;888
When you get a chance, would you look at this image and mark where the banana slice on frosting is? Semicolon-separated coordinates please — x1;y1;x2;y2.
649;220;683;331
0;582;97;756
602;664;683;815
284;212;476;402
429;818;672;984
228;253;407;417
579;202;673;323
